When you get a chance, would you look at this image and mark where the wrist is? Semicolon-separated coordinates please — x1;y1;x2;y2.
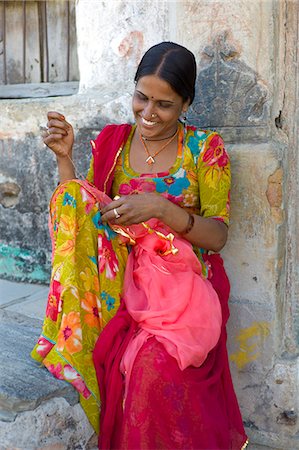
56;153;72;163
56;154;76;182
158;198;195;235
179;212;195;235
56;154;74;173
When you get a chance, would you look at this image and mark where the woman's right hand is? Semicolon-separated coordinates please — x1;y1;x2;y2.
43;111;74;159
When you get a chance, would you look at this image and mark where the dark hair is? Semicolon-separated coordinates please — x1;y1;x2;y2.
134;42;197;105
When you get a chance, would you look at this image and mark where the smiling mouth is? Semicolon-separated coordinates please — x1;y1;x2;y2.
141;117;157;126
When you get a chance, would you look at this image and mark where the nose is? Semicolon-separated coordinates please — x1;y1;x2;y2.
142;101;157;120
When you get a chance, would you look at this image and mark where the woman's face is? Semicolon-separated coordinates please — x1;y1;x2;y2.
132;75;189;139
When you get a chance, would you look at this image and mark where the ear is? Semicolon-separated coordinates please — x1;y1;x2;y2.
182;99;190;113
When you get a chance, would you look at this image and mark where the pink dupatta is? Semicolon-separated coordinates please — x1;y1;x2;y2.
118;219;222;395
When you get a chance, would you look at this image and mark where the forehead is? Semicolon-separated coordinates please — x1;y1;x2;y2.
135;75;181;101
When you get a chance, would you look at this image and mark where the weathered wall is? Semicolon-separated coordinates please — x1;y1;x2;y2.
0;92;132;281
0;0;298;448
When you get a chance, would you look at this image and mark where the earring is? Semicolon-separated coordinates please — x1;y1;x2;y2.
179;110;188;124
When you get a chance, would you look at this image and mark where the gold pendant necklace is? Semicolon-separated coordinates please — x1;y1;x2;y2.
139;129;178;165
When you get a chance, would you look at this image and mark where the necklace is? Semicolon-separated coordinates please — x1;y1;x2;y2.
139;128;178;165
141;129;178;142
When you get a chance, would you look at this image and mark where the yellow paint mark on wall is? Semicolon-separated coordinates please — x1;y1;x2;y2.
230;321;271;370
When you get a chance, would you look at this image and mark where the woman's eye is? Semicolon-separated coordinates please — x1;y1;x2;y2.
158;102;172;109
135;92;147;101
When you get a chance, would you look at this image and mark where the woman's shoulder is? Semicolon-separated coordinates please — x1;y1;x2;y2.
185;125;225;163
95;123;132;143
186;125;223;142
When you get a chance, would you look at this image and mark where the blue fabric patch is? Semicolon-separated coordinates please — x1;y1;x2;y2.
101;291;115;311
62;192;77;208
92;212;116;240
155;174;190;196
88;256;97;265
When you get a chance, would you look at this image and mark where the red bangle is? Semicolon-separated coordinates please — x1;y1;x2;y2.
180;213;195;235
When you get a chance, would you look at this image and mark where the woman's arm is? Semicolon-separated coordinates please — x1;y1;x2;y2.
43;111;76;182
158;197;228;252
100;193;227;252
55;155;76;183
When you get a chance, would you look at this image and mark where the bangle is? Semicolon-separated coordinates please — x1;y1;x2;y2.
180;212;195;235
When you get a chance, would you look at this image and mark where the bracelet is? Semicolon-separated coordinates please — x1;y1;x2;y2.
180;212;195;235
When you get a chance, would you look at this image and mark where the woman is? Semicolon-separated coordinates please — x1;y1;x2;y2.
32;42;248;449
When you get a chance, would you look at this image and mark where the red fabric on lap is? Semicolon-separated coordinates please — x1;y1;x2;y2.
93;253;247;449
93;300;137;450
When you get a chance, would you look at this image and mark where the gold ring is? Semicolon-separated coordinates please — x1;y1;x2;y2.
113;208;121;219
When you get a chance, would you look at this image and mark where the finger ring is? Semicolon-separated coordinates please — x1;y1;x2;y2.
113;208;121;219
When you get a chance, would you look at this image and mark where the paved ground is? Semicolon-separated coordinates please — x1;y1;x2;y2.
0;278;48;320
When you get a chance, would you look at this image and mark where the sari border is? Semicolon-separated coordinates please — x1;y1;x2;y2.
241;438;249;449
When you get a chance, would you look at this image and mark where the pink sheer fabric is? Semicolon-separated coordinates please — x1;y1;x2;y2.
119;220;222;397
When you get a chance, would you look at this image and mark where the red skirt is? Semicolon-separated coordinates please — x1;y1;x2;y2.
93;254;248;450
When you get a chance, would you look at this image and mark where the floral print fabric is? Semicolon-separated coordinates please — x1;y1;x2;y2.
31;181;128;432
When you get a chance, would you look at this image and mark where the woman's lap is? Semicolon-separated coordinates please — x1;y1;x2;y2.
32;180;247;448
120;336;232;449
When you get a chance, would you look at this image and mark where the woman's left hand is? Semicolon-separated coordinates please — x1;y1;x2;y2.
101;193;164;226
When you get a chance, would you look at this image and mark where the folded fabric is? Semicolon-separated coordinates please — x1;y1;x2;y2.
117;219;222;397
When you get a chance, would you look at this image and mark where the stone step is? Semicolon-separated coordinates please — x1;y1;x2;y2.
0;278;49;320
0;309;96;449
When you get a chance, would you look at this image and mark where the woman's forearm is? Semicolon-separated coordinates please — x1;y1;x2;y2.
56;154;76;183
101;192;228;252
158;197;228;252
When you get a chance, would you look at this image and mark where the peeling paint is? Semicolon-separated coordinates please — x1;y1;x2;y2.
266;168;284;224
117;31;144;63
0;182;21;208
230;321;271;369
276;410;297;426
0;243;50;284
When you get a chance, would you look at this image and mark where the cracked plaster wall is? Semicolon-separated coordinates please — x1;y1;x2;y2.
0;1;298;448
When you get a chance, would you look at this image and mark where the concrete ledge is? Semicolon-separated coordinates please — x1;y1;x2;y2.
0;309;98;448
0;397;97;449
0;309;78;420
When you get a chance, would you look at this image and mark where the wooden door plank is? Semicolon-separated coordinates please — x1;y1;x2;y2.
0;1;4;85
68;0;79;81
46;0;68;82
24;1;40;83
5;1;24;84
37;1;48;82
